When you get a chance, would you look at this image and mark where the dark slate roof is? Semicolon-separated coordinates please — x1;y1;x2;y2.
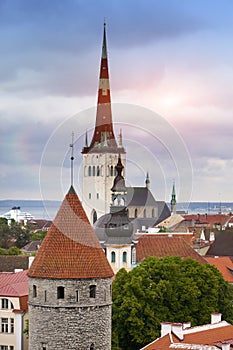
156;201;171;224
0;256;29;272
21;240;42;252
206;229;233;256
126;187;157;207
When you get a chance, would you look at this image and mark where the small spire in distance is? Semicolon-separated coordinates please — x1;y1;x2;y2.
145;172;150;189
85;130;88;148
118;129;123;147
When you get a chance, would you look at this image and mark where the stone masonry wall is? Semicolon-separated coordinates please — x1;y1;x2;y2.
28;277;112;350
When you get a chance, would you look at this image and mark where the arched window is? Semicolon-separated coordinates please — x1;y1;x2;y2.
57;286;65;299
122;251;127;263
111;251;116;263
92;166;95;176
152;208;155;218
93;210;97;224
90;344;95;350
33;285;37;298
143;209;146;218
135;208;138;218
88;166;92;176
97;166;100;176
110;165;114;176
90;285;96;298
132;247;136;265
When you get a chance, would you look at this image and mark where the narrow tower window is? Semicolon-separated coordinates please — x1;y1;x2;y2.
143;209;146;218
88;166;92;176
93;166;95;176
122;251;127;263
76;290;79;302
90;344;95;350
110;165;114;176
90;285;96;298
152;208;155;218
93;210;97;224
135;208;138;218
57;286;65;299
33;285;37;298
97;166;100;176
111;251;116;263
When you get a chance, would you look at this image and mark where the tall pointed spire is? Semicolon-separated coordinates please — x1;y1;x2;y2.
145;171;150;189
171;181;177;214
85;21;117;151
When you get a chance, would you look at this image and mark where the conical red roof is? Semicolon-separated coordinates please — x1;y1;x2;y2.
28;186;114;279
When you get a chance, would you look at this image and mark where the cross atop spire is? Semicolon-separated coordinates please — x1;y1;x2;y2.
82;21;118;153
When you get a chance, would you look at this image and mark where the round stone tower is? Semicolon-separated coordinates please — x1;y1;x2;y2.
28;185;114;350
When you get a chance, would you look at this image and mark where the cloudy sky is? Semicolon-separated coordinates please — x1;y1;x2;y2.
1;0;233;205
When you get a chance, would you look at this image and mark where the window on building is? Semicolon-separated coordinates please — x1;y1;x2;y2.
10;346;14;350
111;251;116;263
89;193;91;199
97;166;100;176
41;343;47;350
92;166;95;176
1;318;8;333
90;343;95;350
97;193;99;199
134;208;138;218
1;346;8;350
10;319;14;333
10;302;14;309
44;291;47;302
93;210;97;224
1;298;8;309
132;247;136;265
122;252;127;263
143;209;146;218
89;285;96;298
88;166;92;176
152;208;155;218
57;286;65;299
76;290;79;302
33;285;37;298
110;165;114;176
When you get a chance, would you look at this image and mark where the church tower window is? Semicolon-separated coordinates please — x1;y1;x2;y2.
111;251;116;263
97;166;100;176
93;166;95;176
88;166;92;176
135;208;138;218
143;209;146;218
152;208;155;218
110;166;114;176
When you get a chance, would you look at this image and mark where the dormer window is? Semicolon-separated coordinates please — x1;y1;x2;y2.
1;298;8;309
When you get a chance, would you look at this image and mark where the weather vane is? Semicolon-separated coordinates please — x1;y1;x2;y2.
70;132;74;187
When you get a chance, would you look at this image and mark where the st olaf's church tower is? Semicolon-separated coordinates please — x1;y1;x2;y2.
82;22;126;224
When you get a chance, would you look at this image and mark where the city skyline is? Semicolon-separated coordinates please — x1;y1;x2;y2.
0;0;233;203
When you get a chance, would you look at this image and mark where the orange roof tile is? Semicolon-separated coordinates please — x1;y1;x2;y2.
28;186;114;279
136;235;206;264
0;270;28;297
204;256;233;283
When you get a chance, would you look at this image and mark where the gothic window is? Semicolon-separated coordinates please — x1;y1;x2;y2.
1;318;8;333
111;251;116;263
1;298;8;309
152;208;155;218
93;166;95;176
110;165;114;176
93;210;97;224
57;286;65;299
90;285;96;298
135;208;138;218
122;252;127;263
143;209;146;218
97;166;100;176
33;285;37;298
88;166;92;176
90;344;95;350
132;247;136;265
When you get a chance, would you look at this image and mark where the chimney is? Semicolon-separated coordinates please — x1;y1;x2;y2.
161;322;172;337
183;322;191;329
222;342;230;350
211;313;222;324
171;323;183;340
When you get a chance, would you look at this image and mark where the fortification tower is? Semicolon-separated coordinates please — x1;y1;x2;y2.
28;185;114;350
82;22;126;224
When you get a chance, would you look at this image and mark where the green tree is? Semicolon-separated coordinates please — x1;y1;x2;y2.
7;246;22;255
0;218;11;248
112;256;233;350
10;221;30;248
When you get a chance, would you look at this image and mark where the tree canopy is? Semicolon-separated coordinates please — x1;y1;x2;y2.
112;256;233;350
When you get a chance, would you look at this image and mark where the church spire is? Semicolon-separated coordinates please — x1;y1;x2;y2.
171;181;177;214
87;21;117;151
145;172;150;189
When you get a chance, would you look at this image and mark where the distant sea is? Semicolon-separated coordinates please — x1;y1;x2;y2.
0;200;232;221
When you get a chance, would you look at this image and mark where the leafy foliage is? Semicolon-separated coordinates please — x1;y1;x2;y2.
112;256;233;350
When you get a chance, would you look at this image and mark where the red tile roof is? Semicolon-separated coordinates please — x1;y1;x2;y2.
136;235;206;264
204;256;233;283
0;270;28;297
28;186;114;279
184;214;230;228
141;322;233;349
